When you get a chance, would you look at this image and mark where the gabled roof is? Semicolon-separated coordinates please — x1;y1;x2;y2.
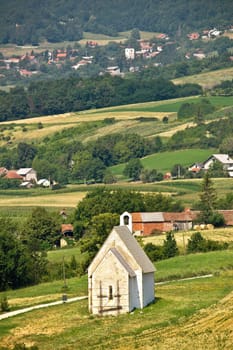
4;170;22;179
113;226;155;273
17;168;34;175
132;212;164;222
131;211;197;223
213;154;233;164
88;226;155;276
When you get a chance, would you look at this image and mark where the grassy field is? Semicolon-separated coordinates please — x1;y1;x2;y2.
0;176;233;212
0;95;232;147
111;148;216;175
1;250;233;349
173;67;233;89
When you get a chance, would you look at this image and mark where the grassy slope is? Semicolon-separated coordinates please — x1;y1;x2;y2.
173;67;233;89
1;250;233;349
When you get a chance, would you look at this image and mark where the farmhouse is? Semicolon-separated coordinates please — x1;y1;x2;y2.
202;154;233;171
88;226;155;316
120;210;195;236
16;168;37;182
189;154;233;177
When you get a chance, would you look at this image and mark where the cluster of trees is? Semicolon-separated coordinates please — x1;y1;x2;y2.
144;230;228;263
0;208;64;291
177;99;215;122
0;75;202;122
0;0;232;44
167;113;233;151
211;79;233;96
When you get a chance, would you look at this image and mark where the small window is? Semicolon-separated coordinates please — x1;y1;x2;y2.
123;215;129;225
109;285;113;300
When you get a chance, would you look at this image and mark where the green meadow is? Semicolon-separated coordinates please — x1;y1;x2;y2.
111;148;216;175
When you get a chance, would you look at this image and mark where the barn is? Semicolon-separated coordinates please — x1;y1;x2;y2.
120;211;195;236
88;226;155;316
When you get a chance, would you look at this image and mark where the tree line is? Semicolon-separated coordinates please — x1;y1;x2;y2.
0;0;232;44
0;75;202;122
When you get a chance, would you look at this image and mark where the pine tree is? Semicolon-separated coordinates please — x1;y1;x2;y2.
163;232;179;258
198;172;217;224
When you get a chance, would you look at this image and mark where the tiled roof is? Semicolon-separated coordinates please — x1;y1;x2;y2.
5;170;22;179
61;224;73;233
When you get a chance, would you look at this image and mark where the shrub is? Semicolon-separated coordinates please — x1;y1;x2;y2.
144;243;163;262
0;295;10;312
187;231;228;253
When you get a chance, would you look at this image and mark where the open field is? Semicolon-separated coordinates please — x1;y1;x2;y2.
1;250;233;349
173;67;233;89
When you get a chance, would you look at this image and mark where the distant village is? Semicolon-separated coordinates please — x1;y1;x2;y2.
0;27;231;82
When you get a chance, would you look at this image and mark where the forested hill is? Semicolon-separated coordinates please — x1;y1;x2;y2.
0;0;232;45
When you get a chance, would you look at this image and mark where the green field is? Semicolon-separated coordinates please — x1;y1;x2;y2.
111;148;216;175
1;250;233;349
101;96;233;113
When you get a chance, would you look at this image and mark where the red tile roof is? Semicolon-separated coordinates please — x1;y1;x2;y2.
4;170;23;179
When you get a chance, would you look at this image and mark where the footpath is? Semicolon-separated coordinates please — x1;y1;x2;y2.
0;274;213;321
0;295;88;320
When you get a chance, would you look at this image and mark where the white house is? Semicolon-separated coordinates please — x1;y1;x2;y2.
202;154;233;176
16;168;37;183
88;226;155;316
125;48;135;60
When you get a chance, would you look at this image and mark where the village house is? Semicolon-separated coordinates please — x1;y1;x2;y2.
88;226;155;316
189;154;233;177
202;154;233;171
16;168;37;182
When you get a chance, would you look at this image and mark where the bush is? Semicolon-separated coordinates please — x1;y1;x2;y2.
0;295;10;312
144;243;163;262
187;232;228;253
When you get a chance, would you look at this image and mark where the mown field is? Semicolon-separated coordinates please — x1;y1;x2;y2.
173;67;233;89
1;250;233;349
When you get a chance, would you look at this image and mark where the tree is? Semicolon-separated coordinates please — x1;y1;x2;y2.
17;142;37;168
208;160;228;178
171;164;185;178
24;207;61;250
123;158;143;181
197;172;217;224
162;232;179;259
0;218;47;290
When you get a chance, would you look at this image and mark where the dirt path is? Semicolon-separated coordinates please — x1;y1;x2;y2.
0;295;87;320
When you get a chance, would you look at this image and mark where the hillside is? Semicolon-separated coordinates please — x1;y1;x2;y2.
0;0;232;44
1;250;233;349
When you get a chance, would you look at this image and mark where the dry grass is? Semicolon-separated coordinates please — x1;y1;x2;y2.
158;121;195;137
143;227;233;249
0;191;86;208
173;67;233;89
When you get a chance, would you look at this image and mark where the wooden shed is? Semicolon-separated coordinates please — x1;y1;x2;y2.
88;226;155;316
